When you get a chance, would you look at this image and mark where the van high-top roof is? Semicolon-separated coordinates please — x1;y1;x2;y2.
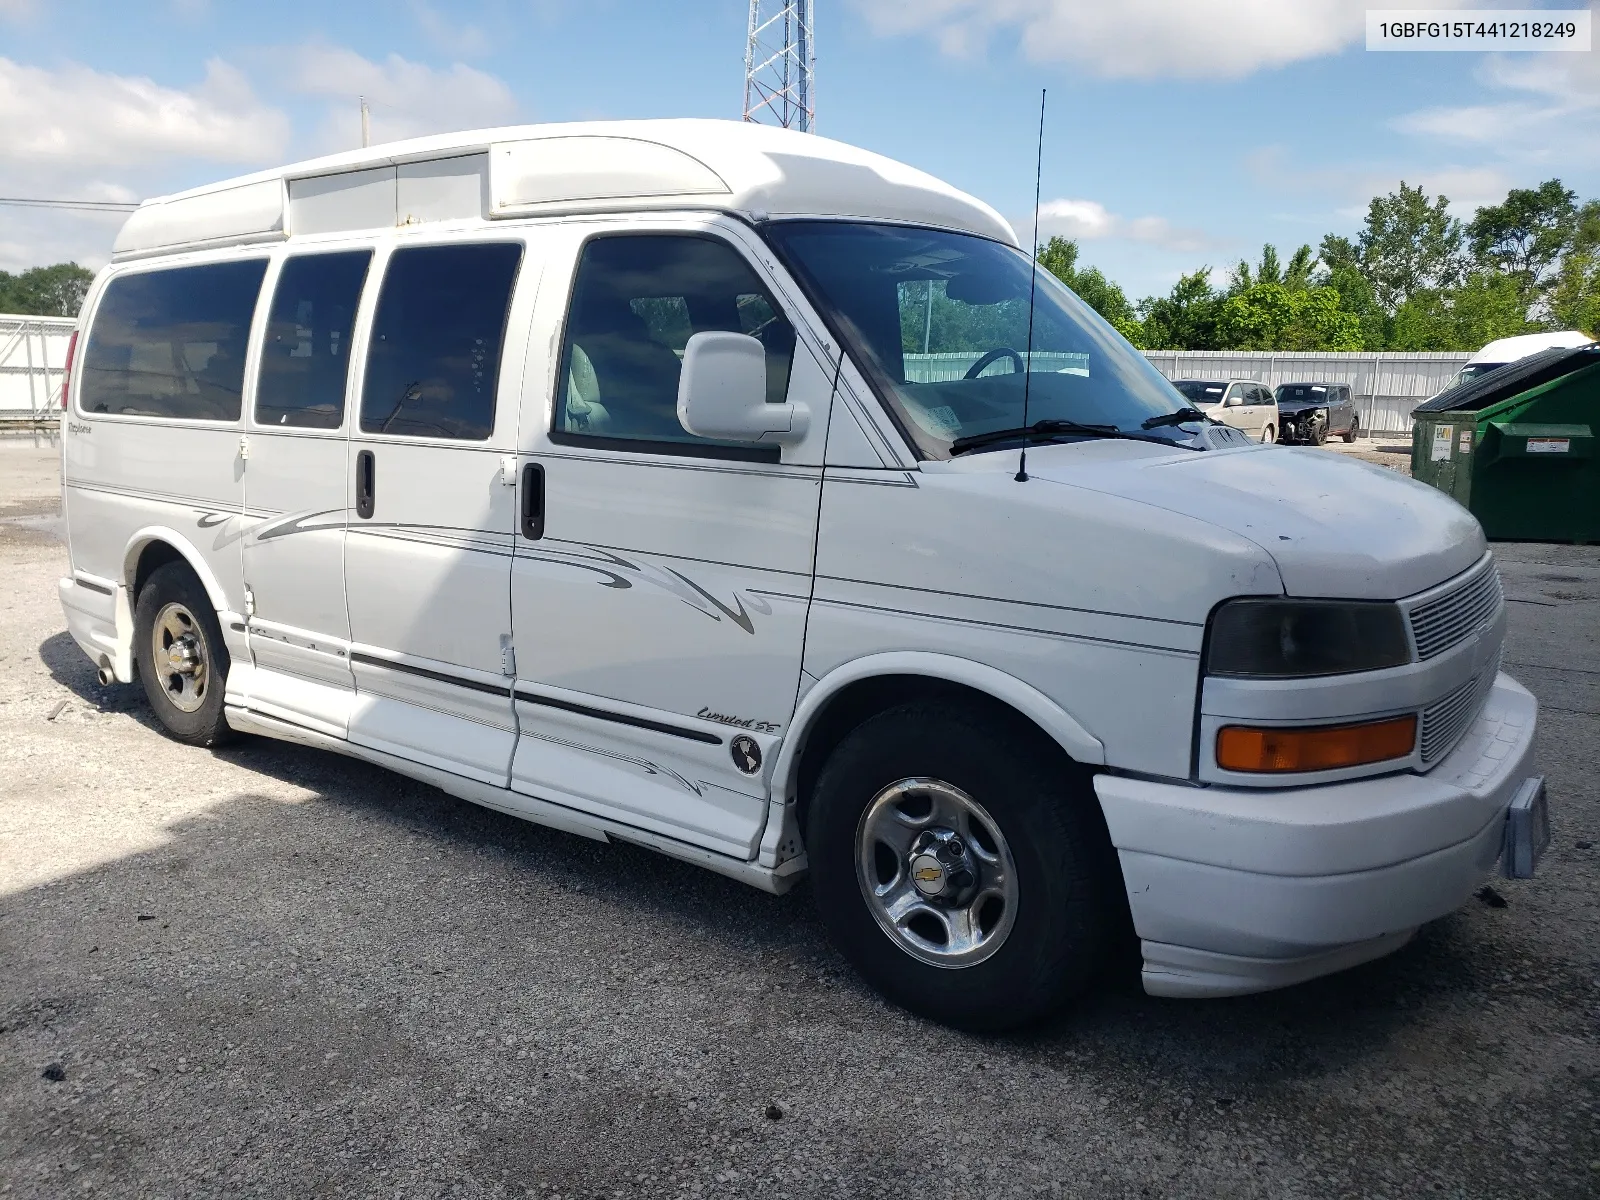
112;118;1016;261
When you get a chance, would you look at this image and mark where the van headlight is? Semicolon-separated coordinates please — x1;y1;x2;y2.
1205;599;1411;678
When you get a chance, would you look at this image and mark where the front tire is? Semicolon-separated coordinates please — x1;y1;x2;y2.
805;702;1120;1031
133;561;235;747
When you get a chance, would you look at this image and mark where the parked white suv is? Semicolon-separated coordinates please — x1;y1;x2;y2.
1171;378;1279;442
56;120;1546;1030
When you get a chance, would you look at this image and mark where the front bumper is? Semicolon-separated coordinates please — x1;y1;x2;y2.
1276;410;1326;443
1094;673;1540;998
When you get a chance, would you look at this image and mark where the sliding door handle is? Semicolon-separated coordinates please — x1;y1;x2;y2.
521;462;544;540
355;450;375;520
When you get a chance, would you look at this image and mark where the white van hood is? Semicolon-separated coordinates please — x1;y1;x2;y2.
1027;444;1486;600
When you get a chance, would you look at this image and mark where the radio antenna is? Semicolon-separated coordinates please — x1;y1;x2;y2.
1016;88;1046;483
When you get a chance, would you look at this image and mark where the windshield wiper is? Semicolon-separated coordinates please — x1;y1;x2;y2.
949;418;1198;456
1141;406;1212;430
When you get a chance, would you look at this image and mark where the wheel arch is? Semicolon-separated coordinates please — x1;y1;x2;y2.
773;652;1105;830
122;528;232;616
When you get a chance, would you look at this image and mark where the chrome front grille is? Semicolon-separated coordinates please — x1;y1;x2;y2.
1420;653;1501;763
1408;562;1503;660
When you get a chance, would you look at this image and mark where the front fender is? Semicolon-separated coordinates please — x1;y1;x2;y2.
754;651;1109;869
772;650;1106;805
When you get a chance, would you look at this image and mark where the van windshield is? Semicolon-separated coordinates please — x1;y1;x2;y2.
1172;380;1226;404
764;221;1197;458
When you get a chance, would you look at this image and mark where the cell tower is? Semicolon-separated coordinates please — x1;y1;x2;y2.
743;1;815;132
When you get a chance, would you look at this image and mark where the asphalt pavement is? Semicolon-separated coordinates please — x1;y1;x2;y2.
2;434;1596;1199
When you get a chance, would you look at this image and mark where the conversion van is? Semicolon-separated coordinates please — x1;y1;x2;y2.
57;120;1547;1030
1439;330;1596;396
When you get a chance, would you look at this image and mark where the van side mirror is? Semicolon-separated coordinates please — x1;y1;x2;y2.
677;331;809;444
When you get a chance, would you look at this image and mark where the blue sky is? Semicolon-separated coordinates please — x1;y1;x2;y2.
2;0;1597;299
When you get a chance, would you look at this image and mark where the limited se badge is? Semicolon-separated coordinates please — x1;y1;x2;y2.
730;735;762;775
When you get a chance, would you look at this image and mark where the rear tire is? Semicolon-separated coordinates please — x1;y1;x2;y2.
133;561;235;747
1342;415;1359;443
805;702;1120;1031
1260;424;1275;444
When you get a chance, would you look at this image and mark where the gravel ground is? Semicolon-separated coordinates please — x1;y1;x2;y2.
2;435;1597;1199
1318;433;1414;476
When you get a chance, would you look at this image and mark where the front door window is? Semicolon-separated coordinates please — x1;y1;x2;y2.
552;234;795;458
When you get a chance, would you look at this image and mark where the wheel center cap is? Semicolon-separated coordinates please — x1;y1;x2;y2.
909;853;947;897
166;637;199;674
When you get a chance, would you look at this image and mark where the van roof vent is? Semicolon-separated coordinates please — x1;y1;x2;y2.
488;136;729;217
112;178;286;259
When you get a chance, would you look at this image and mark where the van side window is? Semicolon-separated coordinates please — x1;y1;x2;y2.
553;234;795;455
80;260;267;421
256;250;372;429
360;243;522;440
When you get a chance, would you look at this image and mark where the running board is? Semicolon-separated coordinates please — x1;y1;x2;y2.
224;705;806;895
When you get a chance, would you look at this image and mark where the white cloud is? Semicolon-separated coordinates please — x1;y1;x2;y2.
851;0;1478;80
1339;168;1514;216
1391;49;1600;162
412;1;490;57
0;57;286;270
0;57;288;168
0;0;35;19
1037;197;1216;252
285;44;518;150
1247;145;1514;222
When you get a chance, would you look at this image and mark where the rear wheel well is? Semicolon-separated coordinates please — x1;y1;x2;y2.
131;541;186;602
792;674;1080;838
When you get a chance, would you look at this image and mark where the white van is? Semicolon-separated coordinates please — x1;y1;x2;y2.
1443;330;1596;393
56;120;1547;1029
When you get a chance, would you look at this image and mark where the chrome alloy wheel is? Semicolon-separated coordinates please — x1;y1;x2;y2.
150;601;209;713
854;777;1019;968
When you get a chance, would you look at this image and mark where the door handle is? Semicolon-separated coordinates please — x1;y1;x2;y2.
521;462;544;540
356;449;375;520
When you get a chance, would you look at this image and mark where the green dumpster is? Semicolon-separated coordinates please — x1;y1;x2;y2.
1411;345;1600;542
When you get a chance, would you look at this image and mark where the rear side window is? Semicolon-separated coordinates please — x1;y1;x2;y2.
256;250;372;429
360;243;522;440
80;260;267;420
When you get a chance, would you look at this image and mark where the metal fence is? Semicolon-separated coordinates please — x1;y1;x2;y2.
1140;350;1472;434
907;348;1470;433
904;351;1089;382
0;315;76;425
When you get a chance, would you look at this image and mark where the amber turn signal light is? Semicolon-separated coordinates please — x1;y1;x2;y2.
1216;714;1418;774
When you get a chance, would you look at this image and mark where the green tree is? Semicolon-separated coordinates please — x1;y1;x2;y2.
0;263;95;317
1389;272;1536;351
1136;269;1224;350
1547;201;1600;335
1227;243;1315;293
1035;236;1143;344
1467;179;1578;295
1316;234;1388;348
1215;282;1362;351
1357;182;1466;313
